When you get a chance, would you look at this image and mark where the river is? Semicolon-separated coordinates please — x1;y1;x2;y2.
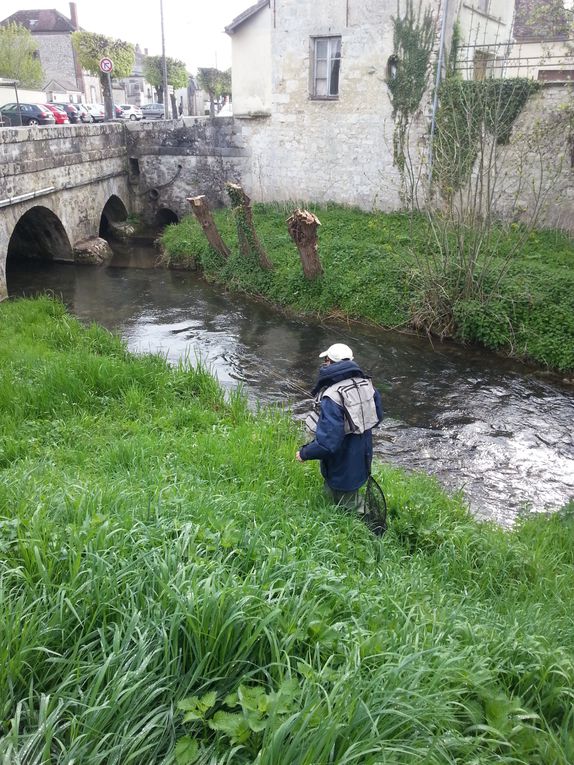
8;249;574;526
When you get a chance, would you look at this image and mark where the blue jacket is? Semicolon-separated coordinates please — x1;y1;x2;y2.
299;360;383;492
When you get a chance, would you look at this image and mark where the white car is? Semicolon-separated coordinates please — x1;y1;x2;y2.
119;104;143;121
85;103;105;122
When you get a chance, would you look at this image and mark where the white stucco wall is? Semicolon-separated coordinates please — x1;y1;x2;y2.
237;0;440;210
457;0;514;47
456;0;515;79
0;87;47;105
504;39;574;79
230;5;272;116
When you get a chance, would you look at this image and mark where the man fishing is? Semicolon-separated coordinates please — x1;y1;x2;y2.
296;342;383;513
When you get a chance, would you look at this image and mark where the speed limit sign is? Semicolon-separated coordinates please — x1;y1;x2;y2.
99;57;113;74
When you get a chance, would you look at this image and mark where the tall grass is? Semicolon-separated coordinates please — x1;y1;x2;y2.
1;297;573;764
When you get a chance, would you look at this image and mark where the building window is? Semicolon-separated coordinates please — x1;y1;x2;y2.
474;50;495;80
476;0;490;13
311;36;341;98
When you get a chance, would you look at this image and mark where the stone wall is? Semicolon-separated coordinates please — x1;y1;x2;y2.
125;117;249;222
1;122;126;200
490;84;574;233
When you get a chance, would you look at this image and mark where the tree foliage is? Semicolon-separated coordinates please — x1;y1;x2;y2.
143;55;188;91
197;67;232;114
0;22;43;88
71;31;135;79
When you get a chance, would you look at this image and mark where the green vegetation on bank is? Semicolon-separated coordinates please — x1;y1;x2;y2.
1;297;574;764
161;205;574;373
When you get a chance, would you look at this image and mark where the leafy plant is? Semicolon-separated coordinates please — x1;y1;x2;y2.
0;22;43;88
175;681;300;760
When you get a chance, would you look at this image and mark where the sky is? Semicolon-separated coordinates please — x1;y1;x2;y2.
1;0;251;73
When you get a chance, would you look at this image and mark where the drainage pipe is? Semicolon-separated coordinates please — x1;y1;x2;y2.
427;0;450;183
0;187;56;209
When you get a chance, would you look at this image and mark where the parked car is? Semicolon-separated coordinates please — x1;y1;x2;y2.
0;103;56;126
50;102;80;123
75;103;94;123
119;104;142;121
43;103;69;125
141;102;164;120
91;103;123;119
85;103;105;122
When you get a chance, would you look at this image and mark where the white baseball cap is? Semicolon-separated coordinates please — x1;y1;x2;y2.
319;343;354;362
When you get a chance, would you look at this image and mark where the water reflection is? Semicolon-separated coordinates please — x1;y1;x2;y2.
9;258;574;525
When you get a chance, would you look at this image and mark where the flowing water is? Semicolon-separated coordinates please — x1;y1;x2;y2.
8;249;574;526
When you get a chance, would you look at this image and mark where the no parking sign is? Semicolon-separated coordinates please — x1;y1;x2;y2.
99;57;113;74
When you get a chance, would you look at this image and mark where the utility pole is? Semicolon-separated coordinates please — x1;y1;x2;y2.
160;0;169;119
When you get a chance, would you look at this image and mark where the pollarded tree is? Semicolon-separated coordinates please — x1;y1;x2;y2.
197;67;231;116
142;55;188;117
0;22;43;88
72;31;135;109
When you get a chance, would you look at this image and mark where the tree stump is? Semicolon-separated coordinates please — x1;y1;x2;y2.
187;195;231;259
226;182;274;270
287;209;323;280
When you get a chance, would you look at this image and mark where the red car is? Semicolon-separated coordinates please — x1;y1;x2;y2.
44;103;69;125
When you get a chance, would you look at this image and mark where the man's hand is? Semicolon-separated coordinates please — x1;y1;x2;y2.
296;451;304;462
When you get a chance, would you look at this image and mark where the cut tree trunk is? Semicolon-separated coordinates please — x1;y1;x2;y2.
287;209;323;280
187;195;231;259
226;182;274;270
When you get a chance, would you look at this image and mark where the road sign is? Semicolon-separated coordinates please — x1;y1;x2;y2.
99;57;113;74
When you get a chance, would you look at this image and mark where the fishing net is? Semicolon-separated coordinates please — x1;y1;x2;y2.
363;476;387;537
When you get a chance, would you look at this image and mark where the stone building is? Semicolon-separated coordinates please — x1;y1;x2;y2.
0;2;102;103
225;0;573;218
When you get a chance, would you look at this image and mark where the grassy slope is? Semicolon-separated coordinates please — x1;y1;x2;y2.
161;206;574;373
1;297;573;764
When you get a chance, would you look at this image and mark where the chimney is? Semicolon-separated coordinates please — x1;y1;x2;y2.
144;48;149;56
69;2;78;29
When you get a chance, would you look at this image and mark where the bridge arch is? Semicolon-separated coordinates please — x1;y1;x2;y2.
7;206;72;265
155;208;179;227
99;194;129;237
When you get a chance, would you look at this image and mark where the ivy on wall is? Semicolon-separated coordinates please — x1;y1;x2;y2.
386;0;436;179
433;78;540;199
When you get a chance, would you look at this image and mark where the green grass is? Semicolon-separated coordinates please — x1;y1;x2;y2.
161;205;574;373
1;297;573;764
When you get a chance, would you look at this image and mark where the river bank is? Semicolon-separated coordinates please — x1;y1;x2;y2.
160;205;574;377
1;297;573;763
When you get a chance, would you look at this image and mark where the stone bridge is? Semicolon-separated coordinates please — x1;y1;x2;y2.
0;118;248;300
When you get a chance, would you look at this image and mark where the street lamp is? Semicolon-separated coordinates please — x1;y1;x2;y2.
160;0;169;119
